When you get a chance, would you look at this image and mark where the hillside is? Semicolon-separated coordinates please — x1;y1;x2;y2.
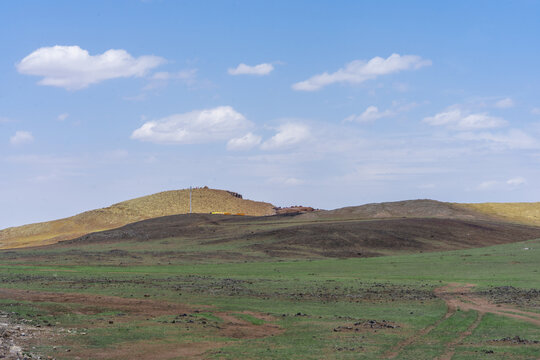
296;199;496;221
0;188;275;249
3;196;540;252
6;212;537;266
458;202;540;226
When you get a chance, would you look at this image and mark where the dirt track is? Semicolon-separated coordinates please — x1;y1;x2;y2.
435;283;540;326
386;283;540;359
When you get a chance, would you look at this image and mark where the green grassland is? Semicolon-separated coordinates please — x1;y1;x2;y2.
0;234;539;359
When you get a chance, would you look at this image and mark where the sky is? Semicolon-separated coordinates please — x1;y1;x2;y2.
1;0;540;229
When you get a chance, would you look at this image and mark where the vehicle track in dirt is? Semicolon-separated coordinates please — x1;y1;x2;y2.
435;310;484;360
385;283;540;359
384;304;455;359
437;283;540;326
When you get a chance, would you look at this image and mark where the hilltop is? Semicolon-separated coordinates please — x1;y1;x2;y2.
0;188;275;249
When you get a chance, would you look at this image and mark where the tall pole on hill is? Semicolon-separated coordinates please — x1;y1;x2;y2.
189;186;192;214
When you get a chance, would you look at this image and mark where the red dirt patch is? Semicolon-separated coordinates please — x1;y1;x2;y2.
215;312;283;339
0;288;195;316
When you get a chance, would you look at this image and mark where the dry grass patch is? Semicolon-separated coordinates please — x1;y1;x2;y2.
458;202;540;226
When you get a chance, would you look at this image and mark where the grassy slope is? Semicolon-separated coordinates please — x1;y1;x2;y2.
3;195;540;251
0;238;539;359
4;213;539;267
459;202;540;226
0;188;275;249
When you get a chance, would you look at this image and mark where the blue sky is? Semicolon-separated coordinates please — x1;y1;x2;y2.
1;1;540;228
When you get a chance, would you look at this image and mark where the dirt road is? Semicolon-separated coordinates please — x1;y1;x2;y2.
386;283;540;359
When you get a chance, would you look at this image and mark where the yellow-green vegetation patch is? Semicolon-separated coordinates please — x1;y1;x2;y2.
460;202;540;226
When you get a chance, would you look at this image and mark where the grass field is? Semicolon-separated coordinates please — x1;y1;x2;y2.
0;232;539;359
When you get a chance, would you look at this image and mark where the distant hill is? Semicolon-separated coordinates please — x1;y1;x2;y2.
298;199;540;228
297;199;495;221
0;188;275;249
33;212;540;265
3;195;540;251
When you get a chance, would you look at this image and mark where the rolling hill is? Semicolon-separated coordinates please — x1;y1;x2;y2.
3;192;540;252
0;188;275;249
8;210;538;266
298;199;540;227
296;199;494;221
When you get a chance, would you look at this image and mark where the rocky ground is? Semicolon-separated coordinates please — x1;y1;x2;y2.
478;286;540;309
0;311;61;360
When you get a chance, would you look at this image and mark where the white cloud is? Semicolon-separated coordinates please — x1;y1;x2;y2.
151;69;197;81
0;117;13;124
17;45;165;90
227;132;262;151
532;108;540;115
477;177;526;191
131;106;252;144
457;129;538;149
228;63;274;76
292;53;431;91
507;177;526;186
57;113;69;121
424;108;506;130
345;106;393;123
150;69;197;85
261;123;311;150
10;131;34;145
477;180;499;190
144;69;198;90
494;97;515;109
268;177;304;185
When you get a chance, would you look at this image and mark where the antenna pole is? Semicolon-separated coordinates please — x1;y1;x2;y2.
189;186;192;214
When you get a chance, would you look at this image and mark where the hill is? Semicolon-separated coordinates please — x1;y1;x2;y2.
296;199;495;221
3;196;540;252
0;188;275;249
8;210;536;266
458;202;540;226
